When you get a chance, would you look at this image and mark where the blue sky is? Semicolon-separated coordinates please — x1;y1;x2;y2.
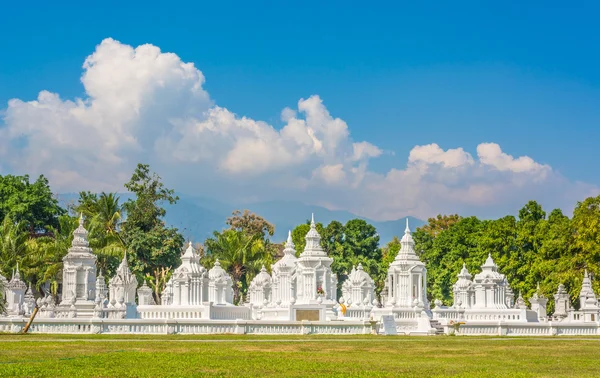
1;1;599;220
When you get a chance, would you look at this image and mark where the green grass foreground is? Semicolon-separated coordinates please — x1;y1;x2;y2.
1;334;599;377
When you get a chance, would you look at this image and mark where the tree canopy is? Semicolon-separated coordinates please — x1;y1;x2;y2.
0;174;65;235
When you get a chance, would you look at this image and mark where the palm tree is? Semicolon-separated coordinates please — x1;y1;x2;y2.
0;279;6;314
75;192;126;274
204;229;270;304
25;215;78;297
0;215;28;277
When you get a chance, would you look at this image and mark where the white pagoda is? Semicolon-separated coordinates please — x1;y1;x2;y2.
372;220;433;334
383;220;428;310
341;264;375;306
108;252;138;306
208;260;234;305
60;215;97;317
170;242;208;306
5;265;27;316
472;254;510;309
271;231;298;305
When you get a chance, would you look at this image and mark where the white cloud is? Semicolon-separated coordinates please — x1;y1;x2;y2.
1;38;597;221
409;143;474;168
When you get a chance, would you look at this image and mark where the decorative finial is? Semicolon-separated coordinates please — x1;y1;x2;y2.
584;269;589;278
311;213;315;226
79;212;84;226
287;230;292;243
405;218;410;233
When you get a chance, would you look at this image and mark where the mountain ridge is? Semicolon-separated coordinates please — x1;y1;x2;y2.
57;193;425;245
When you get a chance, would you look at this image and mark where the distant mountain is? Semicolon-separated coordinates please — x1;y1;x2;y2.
57;193;424;245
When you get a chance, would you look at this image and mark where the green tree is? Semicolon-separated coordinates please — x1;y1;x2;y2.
121;164;185;279
74;192;125;275
570;195;600;304
203;229;268;304
419;214;462;237
0;215;28;277
0;174;65;235
24;214;78;296
416;216;485;304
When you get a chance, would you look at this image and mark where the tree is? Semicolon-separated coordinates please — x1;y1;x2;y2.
0;278;5;314
121;164;185;278
416;216;485;304
75;192;125;275
0;174;65;236
418;214;462;237
227;209;279;263
24;215;78;296
227;210;275;239
0;215;28;278
203;229;268;304
570;195;600;303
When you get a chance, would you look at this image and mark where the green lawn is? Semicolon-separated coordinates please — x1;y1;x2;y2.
1;334;599;377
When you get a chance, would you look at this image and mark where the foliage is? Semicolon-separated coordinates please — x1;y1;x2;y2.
145;267;172;304
23;215;78;296
0;278;5;314
121;164;185;278
0;215;29;278
74;192;126;275
416;197;600;312
227;210;275;239
204;229;269;304
418;214;462;237
0;174;65;235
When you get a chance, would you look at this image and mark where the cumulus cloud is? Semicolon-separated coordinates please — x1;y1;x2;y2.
0;38;597;221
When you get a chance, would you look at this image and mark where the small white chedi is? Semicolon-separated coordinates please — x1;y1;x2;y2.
2;214;600;337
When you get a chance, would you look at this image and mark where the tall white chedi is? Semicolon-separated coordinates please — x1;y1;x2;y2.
294;214;337;304
271;230;298;305
385;220;428;310
61;215;97;306
109;252;138;306
170;242;208;306
5;265;27;316
579;269;598;310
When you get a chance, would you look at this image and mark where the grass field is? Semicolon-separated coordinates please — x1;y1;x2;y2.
1;334;599;377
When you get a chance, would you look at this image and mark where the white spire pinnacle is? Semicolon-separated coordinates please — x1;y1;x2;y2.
79;212;84;226
311;213;315;226
405;218;410;233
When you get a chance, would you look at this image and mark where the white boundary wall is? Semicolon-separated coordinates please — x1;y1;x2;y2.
446;322;600;336
0;318;376;335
